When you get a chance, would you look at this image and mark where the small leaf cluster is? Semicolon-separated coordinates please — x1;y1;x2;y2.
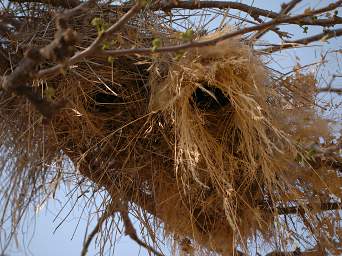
91;17;109;36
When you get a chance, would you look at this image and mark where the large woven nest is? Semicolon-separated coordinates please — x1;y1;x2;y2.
0;3;341;256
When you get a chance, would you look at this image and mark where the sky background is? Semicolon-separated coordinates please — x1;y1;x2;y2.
1;0;341;255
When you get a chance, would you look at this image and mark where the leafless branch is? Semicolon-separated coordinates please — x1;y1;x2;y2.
0;0;94;118
80;205;115;256
148;1;342;27
120;205;164;256
317;87;342;95
10;0;80;8
36;1;143;80
252;0;302;40
17;1;342;81
2;0;341;120
263;28;342;53
0;0;142;118
89;1;341;58
276;202;341;215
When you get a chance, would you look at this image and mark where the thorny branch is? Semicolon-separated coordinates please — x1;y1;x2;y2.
29;0;342;84
9;0;342;27
0;1;341;255
276;202;342;215
317;74;342;95
1;0;341;119
0;0;143;118
0;0;95;118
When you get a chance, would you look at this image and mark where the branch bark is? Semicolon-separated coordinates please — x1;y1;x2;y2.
148;1;342;27
317;87;342;95
120;204;164;256
0;0;94;118
263;28;342;53
276;202;341;215
10;0;80;8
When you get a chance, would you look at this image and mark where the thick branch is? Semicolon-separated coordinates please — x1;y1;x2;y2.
252;0;302;40
150;1;342;27
35;1;142;80
0;0;94;118
32;0;341;80
152;1;278;20
10;0;80;8
92;1;341;58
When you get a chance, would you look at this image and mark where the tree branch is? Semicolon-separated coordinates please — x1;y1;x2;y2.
276;202;341;215
317;87;342;95
0;0;94;118
35;1;143;80
149;1;342;27
263;28;342;53
120;204;164;256
89;0;341;58
252;0;302;40
3;0;342;118
80;204;116;256
10;0;80;8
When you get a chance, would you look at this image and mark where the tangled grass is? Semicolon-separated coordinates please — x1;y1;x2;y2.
0;3;341;255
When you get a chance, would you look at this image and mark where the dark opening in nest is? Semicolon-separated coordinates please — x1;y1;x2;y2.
191;84;230;111
92;91;123;112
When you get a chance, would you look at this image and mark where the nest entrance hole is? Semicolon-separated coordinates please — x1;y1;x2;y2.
191;84;230;112
92;90;123;112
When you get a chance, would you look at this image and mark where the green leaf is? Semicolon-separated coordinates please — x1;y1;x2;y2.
174;51;185;61
107;56;115;64
181;29;194;41
152;38;161;52
44;86;55;101
91;17;108;35
91;17;103;27
102;41;110;50
302;26;309;34
306;148;317;160
138;0;148;6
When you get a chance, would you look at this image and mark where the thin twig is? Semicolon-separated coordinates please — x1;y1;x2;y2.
89;1;341;58
263;28;342;53
36;1;143;79
147;1;342;27
120;205;164;256
276;202;341;215
252;0;302;40
81;203;116;256
10;0;80;8
31;0;342;80
317;87;342;95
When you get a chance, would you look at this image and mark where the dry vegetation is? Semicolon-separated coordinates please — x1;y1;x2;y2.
0;0;341;255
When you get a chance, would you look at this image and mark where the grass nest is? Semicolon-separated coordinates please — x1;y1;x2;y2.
0;5;341;256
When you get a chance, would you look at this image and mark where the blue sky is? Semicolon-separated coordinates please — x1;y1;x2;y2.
2;0;341;255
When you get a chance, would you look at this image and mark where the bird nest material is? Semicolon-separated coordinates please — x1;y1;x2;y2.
0;7;341;256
